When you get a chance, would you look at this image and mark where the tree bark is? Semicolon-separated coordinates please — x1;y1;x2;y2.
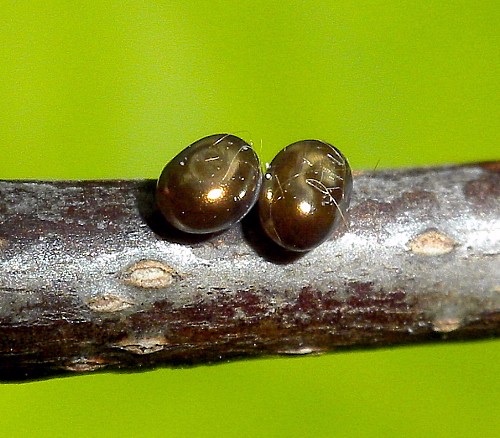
0;162;499;382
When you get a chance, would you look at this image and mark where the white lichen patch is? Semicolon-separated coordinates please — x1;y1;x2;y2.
122;259;177;289
86;294;134;312
409;229;457;256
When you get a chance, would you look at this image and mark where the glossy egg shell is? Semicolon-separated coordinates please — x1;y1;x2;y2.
156;134;262;234
259;140;352;251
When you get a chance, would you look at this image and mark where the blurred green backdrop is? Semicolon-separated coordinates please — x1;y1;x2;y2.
0;1;498;437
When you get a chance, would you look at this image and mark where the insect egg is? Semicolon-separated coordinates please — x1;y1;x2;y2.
259;140;352;251
156;134;262;234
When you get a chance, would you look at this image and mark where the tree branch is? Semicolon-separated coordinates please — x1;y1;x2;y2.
1;162;499;381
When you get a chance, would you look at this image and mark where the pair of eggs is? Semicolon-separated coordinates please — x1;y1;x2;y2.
156;134;352;252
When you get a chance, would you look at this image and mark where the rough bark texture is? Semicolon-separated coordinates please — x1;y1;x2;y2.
0;162;499;382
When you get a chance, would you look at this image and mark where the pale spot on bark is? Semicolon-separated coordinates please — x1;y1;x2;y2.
409;229;457;256
122;259;177;289
432;317;462;333
115;336;168;355
64;357;110;372
277;346;325;355
87;294;134;312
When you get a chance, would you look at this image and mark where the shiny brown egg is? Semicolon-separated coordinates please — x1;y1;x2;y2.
156;134;262;234
259;140;352;251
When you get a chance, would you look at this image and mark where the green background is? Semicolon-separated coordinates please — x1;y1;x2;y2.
1;1;498;437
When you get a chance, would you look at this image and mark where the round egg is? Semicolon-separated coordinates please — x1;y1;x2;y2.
259;140;352;251
156;134;262;234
